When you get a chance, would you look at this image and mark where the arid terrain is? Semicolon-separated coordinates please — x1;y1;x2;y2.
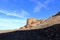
0;12;60;40
19;11;60;30
0;11;60;33
0;30;16;33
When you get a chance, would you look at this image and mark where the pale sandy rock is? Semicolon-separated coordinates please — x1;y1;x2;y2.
20;26;26;29
19;11;60;30
20;18;42;29
26;18;41;28
31;16;60;29
1;11;60;33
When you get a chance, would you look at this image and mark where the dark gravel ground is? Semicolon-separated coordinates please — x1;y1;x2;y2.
0;24;60;40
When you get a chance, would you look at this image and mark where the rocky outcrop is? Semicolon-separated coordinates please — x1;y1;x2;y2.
0;11;60;40
20;18;45;29
1;12;59;31
20;11;60;30
52;11;60;17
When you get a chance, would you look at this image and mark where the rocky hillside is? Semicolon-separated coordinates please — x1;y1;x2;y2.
19;11;60;30
0;11;60;40
0;24;60;40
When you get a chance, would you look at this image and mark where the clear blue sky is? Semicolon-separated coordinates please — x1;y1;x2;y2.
0;0;60;30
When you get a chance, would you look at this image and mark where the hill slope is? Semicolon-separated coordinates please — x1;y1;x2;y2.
0;11;60;40
0;24;60;40
19;11;60;30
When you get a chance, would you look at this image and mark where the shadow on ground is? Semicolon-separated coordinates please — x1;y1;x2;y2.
0;24;60;40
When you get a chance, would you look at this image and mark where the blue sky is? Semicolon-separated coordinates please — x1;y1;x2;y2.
0;0;60;30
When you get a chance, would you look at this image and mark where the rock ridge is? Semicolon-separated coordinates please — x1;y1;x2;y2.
19;11;60;30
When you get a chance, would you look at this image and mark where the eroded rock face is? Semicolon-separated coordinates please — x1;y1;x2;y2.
20;18;43;29
26;18;42;27
20;11;60;30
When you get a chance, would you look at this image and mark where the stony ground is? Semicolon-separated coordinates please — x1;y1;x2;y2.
0;24;60;40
